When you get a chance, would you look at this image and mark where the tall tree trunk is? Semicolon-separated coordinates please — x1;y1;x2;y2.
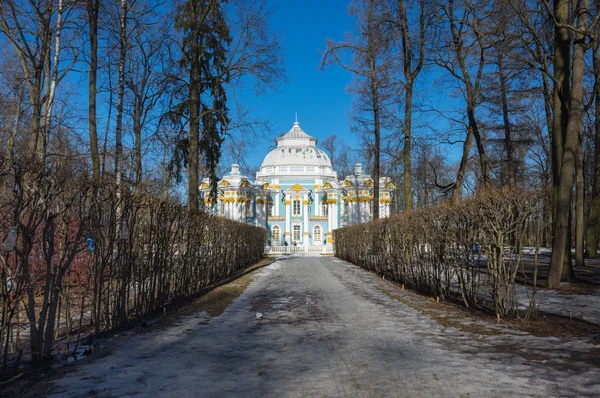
6;87;22;172
115;0;128;328
367;0;380;220
447;0;488;194
134;103;142;194
498;52;515;187
548;0;585;288
397;0;425;213
467;107;489;187
115;0;127;195
187;1;201;213
585;41;600;258
403;81;413;212
87;0;101;180
373;88;380;220
576;130;585;267
452;129;474;202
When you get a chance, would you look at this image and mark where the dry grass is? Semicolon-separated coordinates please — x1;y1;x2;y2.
377;283;600;340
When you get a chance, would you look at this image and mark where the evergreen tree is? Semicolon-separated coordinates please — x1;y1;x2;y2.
175;0;230;212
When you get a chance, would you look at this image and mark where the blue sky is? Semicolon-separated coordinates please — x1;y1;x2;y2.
231;0;358;169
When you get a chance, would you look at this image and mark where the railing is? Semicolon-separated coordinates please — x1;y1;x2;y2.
265;245;334;254
309;216;328;221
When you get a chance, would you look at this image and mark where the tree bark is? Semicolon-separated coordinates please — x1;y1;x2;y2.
585;40;600;258
368;0;380;220
548;0;584;288
397;0;425;213
452;129;474;202
498;52;515;187
403;82;413;211
134;102;142;194
187;1;201;213
576;130;585;267
87;0;101;180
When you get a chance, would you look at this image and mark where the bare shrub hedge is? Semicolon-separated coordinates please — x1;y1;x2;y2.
334;188;537;316
1;162;265;368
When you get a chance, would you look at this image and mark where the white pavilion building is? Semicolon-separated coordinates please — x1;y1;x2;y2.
200;121;394;248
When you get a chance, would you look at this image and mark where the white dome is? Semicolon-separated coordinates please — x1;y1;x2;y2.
262;146;332;168
261;122;333;168
256;121;336;179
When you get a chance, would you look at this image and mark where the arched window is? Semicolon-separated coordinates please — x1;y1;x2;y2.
271;225;281;243
313;225;322;243
321;202;328;216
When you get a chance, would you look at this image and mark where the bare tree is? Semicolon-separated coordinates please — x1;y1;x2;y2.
322;0;397;220
392;0;430;212
437;0;491;200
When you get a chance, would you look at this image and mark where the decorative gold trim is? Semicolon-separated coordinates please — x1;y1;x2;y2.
224;197;235;203
273;185;280;190
326;199;337;204
285;200;290;205
256;199;266;204
303;200;309;205
290;183;305;192
314;184;320;189
364;179;373;186
201;182;209;189
385;182;394;189
304;232;310;235
220;180;230;187
359;196;370;203
380;198;391;204
344;180;352;187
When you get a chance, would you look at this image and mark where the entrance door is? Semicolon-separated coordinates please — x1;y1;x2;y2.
293;224;301;243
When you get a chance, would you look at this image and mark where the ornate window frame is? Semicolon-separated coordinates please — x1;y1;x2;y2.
313;224;322;245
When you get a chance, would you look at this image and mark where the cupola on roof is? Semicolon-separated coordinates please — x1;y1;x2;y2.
260;121;333;169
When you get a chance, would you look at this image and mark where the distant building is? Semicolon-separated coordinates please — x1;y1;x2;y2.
200;121;394;247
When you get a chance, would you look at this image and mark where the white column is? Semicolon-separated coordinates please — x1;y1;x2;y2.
332;200;338;230
303;194;309;246
275;193;280;216
285;201;290;244
315;193;319;216
327;197;333;243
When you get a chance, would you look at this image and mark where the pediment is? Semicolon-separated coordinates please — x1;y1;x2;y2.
283;183;310;194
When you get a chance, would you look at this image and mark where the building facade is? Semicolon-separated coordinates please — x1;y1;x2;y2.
200;121;394;246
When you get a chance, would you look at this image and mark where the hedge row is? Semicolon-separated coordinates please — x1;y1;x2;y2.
334;188;537;316
1;165;266;365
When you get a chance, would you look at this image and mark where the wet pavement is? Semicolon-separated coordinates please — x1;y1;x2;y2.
49;254;600;397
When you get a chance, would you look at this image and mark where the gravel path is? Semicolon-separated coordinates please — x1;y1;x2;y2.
50;254;600;397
